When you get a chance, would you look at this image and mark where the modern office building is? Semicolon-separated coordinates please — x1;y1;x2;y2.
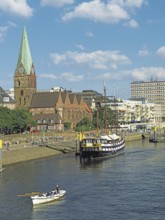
131;80;165;121
75;90;103;108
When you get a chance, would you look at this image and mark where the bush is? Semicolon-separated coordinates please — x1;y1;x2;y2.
64;122;71;130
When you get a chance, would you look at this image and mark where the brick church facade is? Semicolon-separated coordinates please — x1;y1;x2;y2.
30;91;91;130
14;26;92;131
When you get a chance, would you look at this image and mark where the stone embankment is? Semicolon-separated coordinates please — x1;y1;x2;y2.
1;131;144;166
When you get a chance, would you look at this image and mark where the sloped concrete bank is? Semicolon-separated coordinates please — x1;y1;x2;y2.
2;140;76;166
2;134;143;166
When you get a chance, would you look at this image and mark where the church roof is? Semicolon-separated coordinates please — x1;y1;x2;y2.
30;92;59;108
16;25;33;75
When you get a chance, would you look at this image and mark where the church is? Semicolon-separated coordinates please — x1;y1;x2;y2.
14;26;92;130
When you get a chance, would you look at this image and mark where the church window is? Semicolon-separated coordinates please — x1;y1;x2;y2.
20;90;24;96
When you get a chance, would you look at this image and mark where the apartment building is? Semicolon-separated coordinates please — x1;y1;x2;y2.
0;87;15;110
96;99;161;128
131;80;165;121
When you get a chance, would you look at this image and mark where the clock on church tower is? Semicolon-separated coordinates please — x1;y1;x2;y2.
19;67;24;74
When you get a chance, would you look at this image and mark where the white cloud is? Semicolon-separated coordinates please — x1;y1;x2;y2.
130;67;165;80
138;49;150;57
60;72;84;82
0;0;33;17
8;21;17;27
50;50;131;70
41;0;74;7
76;44;84;50
95;67;165;82
113;0;146;8
39;74;58;79
96;72;123;80
0;26;8;43
36;67;165;86
124;19;139;28
62;0;129;23
39;72;84;82
85;31;94;38
156;46;165;59
62;0;146;27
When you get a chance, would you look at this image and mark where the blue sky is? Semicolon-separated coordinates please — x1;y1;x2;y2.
1;0;165;99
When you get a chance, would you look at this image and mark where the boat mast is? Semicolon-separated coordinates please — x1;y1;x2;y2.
104;81;108;133
113;84;118;134
96;108;99;136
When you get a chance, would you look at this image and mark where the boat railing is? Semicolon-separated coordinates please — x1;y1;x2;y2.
81;142;102;148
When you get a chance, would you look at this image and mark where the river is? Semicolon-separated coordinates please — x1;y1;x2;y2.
0;139;165;220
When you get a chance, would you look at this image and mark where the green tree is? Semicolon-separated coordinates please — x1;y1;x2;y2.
12;108;35;132
64;122;71;130
0;107;36;134
75;117;94;132
0;107;13;133
92;106;115;129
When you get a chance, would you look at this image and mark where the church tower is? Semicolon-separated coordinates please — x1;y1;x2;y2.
14;25;36;109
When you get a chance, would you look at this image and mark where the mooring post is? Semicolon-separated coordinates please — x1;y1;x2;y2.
0;140;2;172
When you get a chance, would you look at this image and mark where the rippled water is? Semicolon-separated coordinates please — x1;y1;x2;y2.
0;140;165;220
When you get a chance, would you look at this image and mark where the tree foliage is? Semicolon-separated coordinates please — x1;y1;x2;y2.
75;106;116;131
64;122;71;130
92;106;116;129
0;107;36;134
75;117;94;132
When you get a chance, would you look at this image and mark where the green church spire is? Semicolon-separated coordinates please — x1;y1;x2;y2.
16;25;33;75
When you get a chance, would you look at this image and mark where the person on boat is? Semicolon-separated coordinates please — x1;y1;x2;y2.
56;185;60;193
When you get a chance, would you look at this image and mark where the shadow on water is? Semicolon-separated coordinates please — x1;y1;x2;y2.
31;198;66;220
79;152;125;169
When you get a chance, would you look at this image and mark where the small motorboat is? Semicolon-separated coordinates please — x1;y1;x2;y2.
31;189;66;205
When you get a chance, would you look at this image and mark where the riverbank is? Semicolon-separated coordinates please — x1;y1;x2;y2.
1;132;144;166
2;139;76;166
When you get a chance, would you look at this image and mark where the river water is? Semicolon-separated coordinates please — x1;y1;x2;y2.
0;139;165;220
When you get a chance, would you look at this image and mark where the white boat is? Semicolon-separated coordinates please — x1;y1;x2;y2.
31;189;66;205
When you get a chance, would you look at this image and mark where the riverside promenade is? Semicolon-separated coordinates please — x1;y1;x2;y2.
1;131;143;166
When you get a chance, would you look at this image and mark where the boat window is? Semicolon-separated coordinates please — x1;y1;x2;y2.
100;139;108;144
92;140;96;143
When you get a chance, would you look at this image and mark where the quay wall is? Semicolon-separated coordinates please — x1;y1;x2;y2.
125;134;142;142
1;133;144;166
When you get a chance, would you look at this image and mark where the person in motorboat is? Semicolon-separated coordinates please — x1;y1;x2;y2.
46;191;54;196
56;185;60;194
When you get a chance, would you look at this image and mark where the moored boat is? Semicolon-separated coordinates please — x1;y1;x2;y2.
79;133;125;160
31;189;66;205
149;126;158;143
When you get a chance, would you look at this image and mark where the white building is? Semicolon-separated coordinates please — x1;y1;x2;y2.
97;99;161;129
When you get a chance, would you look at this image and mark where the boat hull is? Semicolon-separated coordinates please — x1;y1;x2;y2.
149;138;158;143
31;190;66;205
